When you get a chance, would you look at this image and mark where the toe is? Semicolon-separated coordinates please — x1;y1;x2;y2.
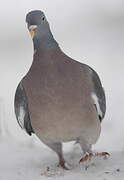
79;153;93;163
58;160;70;170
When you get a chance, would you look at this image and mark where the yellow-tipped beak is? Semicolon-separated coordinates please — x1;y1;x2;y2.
29;25;38;39
30;30;36;38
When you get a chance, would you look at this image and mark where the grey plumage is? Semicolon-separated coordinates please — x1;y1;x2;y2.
14;81;34;135
14;10;106;169
90;67;106;121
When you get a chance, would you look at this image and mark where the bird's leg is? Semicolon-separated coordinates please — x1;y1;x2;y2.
46;142;69;170
79;139;93;163
58;153;68;170
78;138;110;165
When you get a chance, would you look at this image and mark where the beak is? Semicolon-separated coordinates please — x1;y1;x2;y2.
28;25;37;38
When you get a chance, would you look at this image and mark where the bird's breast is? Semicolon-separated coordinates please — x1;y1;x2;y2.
22;62;100;143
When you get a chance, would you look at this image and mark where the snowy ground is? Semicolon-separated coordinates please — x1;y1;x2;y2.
0;134;124;180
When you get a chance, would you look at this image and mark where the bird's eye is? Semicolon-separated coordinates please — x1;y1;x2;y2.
42;16;45;21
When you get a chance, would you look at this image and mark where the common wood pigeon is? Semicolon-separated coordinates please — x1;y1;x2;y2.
14;10;109;169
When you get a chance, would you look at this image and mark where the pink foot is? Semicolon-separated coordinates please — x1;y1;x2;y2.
79;152;110;163
58;160;70;170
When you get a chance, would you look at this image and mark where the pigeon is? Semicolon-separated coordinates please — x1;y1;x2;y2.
14;10;109;169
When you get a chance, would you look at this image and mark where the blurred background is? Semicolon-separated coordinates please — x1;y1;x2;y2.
0;0;124;151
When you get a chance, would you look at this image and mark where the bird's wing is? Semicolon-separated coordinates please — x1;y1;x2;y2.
90;67;106;121
14;81;34;135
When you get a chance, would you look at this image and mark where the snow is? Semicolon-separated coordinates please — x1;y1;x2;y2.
0;136;124;180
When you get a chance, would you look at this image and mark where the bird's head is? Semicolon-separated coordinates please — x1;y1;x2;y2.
26;10;58;50
26;10;49;39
